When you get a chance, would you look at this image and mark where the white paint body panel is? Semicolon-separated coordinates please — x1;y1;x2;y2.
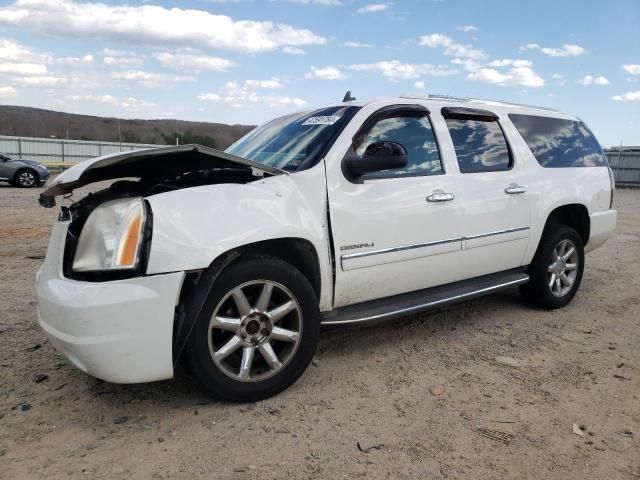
36;96;617;385
146;165;334;311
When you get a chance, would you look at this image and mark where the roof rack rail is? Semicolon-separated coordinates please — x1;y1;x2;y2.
426;94;558;112
427;94;471;102
467;97;559;112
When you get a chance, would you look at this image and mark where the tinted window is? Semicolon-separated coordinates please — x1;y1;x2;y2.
226;105;359;172
356;114;442;177
509;114;608;168
445;118;511;173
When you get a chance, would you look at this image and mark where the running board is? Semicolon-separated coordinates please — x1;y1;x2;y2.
321;270;529;326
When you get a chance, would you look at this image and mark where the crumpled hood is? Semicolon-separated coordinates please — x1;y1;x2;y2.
39;144;284;207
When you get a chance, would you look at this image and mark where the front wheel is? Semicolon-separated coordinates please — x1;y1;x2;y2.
519;225;585;309
185;256;320;402
15;168;39;187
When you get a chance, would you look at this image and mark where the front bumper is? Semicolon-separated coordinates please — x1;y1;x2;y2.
36;221;184;383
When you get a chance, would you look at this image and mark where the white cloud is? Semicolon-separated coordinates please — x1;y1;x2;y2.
0;38;52;78
305;66;347;80
152;52;235;72
344;41;372;48
456;57;544;87
611;90;640;102
56;54;94;66
102;49;145;68
198;93;221;102
349;60;457;81
0;38;51;63
579;75;609;86
0;85;17;97
0;62;46;76
520;43;586;57
357;3;390;13
623;64;640;75
18;75;66;86
457;25;477;32
552;73;566;86
488;59;532;68
0;0;327;54
198;80;306;108
245;78;283;89
112;70;196;87
413;80;425;89
419;33;485;59
282;46;307;55
68;93;156;112
287;0;342;4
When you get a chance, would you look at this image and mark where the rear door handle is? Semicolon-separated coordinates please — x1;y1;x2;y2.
505;184;526;195
426;191;455;202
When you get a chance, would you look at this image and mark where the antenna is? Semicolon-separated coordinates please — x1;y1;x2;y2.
342;90;356;102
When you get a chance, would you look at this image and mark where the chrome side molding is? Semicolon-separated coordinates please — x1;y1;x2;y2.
341;226;530;266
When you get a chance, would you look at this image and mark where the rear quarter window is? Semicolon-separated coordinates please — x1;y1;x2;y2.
509;113;608;168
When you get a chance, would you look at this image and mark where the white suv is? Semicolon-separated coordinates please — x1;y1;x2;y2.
37;95;617;401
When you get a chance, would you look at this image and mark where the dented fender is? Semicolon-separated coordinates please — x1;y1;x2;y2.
145;165;335;310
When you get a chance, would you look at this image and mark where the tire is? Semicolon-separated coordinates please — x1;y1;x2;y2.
185;256;320;402
519;225;585;309
15;168;39;188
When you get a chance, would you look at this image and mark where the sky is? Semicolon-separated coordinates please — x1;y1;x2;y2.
0;0;638;147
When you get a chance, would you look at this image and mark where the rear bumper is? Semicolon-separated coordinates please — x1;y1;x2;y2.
36;221;184;383
586;209;617;253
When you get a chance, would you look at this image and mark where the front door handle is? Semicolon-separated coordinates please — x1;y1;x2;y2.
505;184;526;195
426;191;455;202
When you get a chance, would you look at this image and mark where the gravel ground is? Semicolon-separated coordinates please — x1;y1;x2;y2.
1;183;638;479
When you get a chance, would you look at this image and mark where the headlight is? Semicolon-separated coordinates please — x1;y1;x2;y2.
73;197;147;272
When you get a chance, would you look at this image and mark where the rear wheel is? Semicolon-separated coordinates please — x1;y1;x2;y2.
15;168;39;188
185;256;320;402
519;225;585;309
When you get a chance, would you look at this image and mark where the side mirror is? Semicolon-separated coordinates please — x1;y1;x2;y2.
346;141;408;176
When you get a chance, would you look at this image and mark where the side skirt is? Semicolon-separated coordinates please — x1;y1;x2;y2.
320;268;529;326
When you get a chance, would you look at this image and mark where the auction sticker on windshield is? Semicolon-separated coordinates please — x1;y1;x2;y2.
302;115;342;126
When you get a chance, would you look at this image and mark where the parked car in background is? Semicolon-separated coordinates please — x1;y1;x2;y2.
36;94;617;401
0;153;50;187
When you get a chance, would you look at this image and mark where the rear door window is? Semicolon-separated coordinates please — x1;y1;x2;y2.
444;115;511;173
508;114;608;168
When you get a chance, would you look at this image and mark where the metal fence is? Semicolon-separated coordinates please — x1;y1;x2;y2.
0;135;162;165
605;147;640;187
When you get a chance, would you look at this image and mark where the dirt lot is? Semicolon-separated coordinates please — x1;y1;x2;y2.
1;182;638;479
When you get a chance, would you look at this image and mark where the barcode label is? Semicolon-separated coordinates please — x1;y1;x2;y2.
302;115;341;126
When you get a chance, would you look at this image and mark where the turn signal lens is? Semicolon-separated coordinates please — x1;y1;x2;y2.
115;210;143;268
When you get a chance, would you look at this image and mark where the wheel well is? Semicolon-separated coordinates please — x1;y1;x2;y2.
230;238;322;298
171;238;322;363
545;204;590;245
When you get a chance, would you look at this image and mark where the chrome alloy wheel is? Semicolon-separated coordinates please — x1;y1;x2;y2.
18;171;36;187
208;280;302;382
547;239;579;297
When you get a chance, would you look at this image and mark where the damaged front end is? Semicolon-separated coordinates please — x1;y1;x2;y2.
41;144;284;282
40;143;285;208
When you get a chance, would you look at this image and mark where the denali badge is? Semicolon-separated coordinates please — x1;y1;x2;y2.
340;242;374;251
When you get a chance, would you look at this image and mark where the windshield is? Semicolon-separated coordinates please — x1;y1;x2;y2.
226;105;359;172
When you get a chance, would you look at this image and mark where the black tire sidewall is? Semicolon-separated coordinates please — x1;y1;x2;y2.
525;225;585;308
185;256;320;402
16;168;39;188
